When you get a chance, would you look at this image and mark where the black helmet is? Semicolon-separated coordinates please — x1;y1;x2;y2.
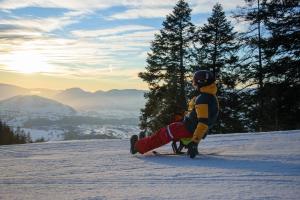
193;70;215;87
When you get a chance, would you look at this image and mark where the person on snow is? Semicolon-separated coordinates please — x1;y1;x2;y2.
130;70;219;158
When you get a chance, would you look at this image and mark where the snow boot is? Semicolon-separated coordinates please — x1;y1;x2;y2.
130;135;138;154
187;142;199;159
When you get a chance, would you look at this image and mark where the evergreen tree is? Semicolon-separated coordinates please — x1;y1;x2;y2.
194;3;244;133
234;0;270;132
0;120;31;145
262;0;300;130
235;0;300;131
139;0;195;135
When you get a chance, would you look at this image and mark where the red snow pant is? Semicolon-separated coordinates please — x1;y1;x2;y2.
135;122;193;154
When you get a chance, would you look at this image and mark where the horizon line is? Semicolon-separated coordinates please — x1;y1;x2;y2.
0;82;148;93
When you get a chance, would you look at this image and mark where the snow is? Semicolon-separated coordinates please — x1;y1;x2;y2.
1;112;139;141
22;128;64;141
78;125;140;139
0;130;299;200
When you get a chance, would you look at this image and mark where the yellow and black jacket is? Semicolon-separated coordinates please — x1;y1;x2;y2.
183;83;219;143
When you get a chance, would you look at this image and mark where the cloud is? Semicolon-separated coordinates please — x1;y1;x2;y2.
138;51;149;60
109;8;172;20
54;65;143;80
0;0;247;90
0;0;175;20
70;26;158;55
191;1;248;31
0;22;155;80
71;25;155;38
0;27;42;39
0;16;77;33
108;0;246;20
0;9;87;58
0;0;246;20
104;0;240;20
0;0;120;11
107;0;176;20
0;9;85;44
227;15;250;33
191;0;245;13
0;0;176;11
121;0;176;7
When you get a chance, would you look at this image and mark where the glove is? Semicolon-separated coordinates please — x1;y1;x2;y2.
187;141;198;159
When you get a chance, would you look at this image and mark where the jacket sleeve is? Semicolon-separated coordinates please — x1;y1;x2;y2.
191;96;209;143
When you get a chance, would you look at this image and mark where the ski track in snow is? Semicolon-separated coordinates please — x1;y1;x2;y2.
0;130;300;200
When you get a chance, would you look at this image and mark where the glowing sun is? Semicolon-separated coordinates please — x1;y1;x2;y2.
8;51;52;74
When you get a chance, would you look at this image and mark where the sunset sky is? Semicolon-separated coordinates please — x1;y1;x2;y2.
0;0;246;91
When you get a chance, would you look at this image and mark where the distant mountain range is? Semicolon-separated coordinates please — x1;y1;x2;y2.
0;83;146;116
0;83;60;100
0;95;76;116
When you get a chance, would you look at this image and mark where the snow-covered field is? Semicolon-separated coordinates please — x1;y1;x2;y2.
0;130;299;200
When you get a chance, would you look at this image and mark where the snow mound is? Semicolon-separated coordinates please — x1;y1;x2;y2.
0;130;299;199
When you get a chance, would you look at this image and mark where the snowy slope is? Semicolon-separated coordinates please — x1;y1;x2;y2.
0;130;299;200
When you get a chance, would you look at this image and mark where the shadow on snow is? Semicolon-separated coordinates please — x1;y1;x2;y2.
135;153;300;176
